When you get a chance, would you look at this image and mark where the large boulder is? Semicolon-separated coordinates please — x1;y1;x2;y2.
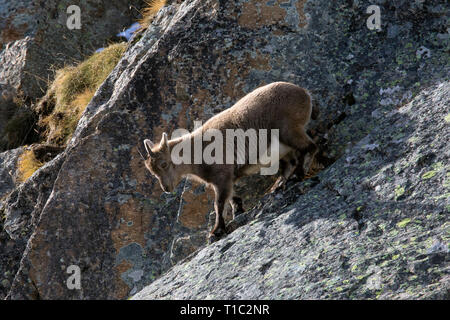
0;0;38;50
0;153;65;299
2;0;449;299
0;0;145;131
134;81;449;299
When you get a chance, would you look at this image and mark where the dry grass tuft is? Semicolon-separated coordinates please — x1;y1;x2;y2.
139;0;167;29
17;149;43;182
40;43;127;145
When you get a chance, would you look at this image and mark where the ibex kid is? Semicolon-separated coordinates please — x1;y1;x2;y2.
143;82;318;240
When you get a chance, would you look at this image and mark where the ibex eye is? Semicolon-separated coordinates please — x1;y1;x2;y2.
160;161;168;169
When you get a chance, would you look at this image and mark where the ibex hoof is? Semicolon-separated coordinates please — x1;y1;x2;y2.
208;227;226;243
232;196;244;216
208;234;220;244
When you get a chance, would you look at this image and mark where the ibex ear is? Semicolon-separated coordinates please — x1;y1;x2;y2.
160;132;169;149
143;139;155;157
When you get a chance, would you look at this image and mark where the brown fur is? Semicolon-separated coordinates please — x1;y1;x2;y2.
143;82;318;240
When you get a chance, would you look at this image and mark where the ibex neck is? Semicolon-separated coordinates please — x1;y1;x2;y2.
169;133;205;178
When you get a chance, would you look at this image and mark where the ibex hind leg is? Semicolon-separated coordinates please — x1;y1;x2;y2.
211;195;227;236
280;127;317;179
209;180;233;242
230;196;244;218
301;134;318;176
269;151;298;192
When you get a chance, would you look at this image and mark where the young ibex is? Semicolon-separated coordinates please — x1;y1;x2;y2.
143;82;318;240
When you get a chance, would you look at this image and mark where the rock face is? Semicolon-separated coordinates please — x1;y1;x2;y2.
0;147;24;298
0;153;65;299
1;0;449;299
0;0;38;49
0;147;23;199
133;82;450;299
0;0;145;124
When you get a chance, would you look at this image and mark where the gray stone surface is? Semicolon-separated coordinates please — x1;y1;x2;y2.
1;0;449;299
133;82;449;299
0;38;29;99
0;147;23;199
0;153;64;299
0;0;145;116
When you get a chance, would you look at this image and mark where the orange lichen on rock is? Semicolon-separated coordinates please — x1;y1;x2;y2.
0;7;30;46
179;182;215;229
222;60;248;101
129;147;153;194
296;0;308;28
238;0;287;29
113;260;133;299
107;198;152;252
247;51;271;71
192;88;213;107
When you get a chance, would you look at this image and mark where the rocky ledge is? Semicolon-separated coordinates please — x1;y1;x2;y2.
134;82;449;299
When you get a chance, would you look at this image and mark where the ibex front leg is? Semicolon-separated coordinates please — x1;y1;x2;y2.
210;189;229;239
209;176;234;241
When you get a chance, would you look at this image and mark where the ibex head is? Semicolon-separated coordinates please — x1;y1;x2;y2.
143;132;177;193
